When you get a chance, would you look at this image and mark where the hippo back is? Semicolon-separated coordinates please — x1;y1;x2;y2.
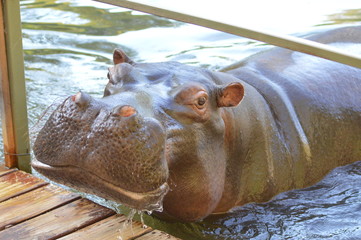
227;26;361;189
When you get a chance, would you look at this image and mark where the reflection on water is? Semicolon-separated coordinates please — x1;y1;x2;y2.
1;0;361;239
21;0;178;35
325;9;361;26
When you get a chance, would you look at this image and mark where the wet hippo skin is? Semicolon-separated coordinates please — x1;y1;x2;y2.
32;26;361;222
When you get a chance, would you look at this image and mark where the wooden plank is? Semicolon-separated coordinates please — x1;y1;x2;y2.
0;170;48;202
0;0;30;171
0;170;179;239
137;229;181;240
0;198;115;240
0;184;80;230
96;0;361;69
0;165;17;177
59;214;152;240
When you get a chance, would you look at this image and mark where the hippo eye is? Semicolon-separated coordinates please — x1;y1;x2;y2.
198;97;206;105
195;96;207;109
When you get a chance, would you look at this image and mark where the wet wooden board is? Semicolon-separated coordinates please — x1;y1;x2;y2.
0;165;16;177
138;230;179;240
59;214;152;240
0;170;48;202
0;165;180;239
0;184;81;230
0;198;115;239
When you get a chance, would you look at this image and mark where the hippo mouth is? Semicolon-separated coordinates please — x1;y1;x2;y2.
32;92;170;212
32;158;169;211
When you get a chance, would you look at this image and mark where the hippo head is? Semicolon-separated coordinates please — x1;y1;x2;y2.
32;49;244;221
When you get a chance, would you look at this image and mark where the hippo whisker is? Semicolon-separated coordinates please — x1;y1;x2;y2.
30;97;68;139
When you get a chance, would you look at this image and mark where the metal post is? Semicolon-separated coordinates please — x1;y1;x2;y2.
0;0;31;172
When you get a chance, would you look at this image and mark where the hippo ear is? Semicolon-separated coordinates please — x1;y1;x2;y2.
113;49;134;65
217;82;244;107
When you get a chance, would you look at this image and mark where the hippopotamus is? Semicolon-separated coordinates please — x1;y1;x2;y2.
32;26;361;222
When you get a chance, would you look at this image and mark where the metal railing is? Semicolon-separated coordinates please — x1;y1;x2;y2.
96;0;361;68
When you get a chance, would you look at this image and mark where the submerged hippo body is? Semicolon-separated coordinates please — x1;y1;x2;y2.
32;26;361;222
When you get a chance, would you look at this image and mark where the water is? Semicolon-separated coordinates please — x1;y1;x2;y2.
117;209;137;240
142;161;361;239
2;0;361;239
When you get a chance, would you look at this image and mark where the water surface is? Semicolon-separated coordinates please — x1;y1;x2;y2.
2;0;361;239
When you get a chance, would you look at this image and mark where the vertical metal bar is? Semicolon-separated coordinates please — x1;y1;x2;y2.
0;0;31;172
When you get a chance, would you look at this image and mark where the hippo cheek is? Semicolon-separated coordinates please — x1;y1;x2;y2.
33;108;169;211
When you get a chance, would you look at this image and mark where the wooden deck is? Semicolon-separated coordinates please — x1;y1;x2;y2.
0;165;180;240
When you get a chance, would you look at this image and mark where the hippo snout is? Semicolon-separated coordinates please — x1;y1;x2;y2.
33;91;169;211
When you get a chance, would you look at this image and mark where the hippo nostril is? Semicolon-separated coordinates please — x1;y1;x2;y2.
71;91;91;107
114;105;137;117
